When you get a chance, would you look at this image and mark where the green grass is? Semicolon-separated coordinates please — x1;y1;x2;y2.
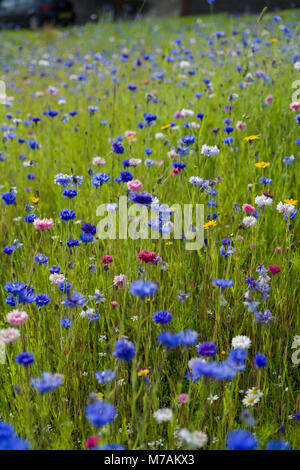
0;9;299;450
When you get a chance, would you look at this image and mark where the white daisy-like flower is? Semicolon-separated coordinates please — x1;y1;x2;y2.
153;408;173;423
243;216;257;227
231;335;251;350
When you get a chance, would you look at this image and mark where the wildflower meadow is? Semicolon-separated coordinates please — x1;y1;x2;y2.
0;6;300;452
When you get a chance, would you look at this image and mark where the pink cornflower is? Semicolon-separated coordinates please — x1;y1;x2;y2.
111;301;118;307
178;393;190;404
242;204;255;214
125;130;136;138
127;180;143;191
101;255;113;264
265;94;274;105
275;246;282;253
137;250;157;264
268;265;281;275
236;120;247;131
33;218;54;230
6;310;28;326
85;436;101;449
290;102;300;111
113;274;128;289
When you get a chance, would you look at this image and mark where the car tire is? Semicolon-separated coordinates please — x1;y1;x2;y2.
29;15;39;30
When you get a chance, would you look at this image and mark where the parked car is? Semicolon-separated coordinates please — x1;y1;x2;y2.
0;0;76;29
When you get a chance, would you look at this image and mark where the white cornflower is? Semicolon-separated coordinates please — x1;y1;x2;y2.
276;201;295;216
255;195;273;208
294;61;300;71
243;216;257;227
231;335;251;350
49;273;66;285
178;428;208;448
153;408;173;423
201;144;219;157
181;108;194;117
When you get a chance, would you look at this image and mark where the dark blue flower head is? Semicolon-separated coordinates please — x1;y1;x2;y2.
152;310;172;324
197;341;217;357
113;339;135;362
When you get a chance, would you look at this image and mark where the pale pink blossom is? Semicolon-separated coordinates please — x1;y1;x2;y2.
236;120;247;131
265;94;274;105
6;310;28;326
0;328;20;344
49;274;66;285
290;102;300;111
93;157;106;166
113;274;128;289
33;218;54;230
127;180;143;191
124;130;136;138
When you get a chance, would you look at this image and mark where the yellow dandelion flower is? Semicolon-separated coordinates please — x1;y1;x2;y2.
221;350;226;355
204;220;217;229
244;134;260;142
254;162;270;168
165;241;173;246
270;38;278;43
31;196;39;204
284;199;297;205
160;124;170;130
96;392;104;399
146;297;151;302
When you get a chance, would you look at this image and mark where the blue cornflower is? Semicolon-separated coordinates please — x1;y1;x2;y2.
96;444;126;450
158;331;182;348
114;170;133;183
283;155;294;166
254;309;274;325
91;173;110;187
4;281;27;295
173;161;186;171
212;279;234;288
67;238;79;247
59;209;76;221
3;245;14;255
80;233;94;243
152;310;172;324
62;188;77;199
85;400;116;427
176;290;190;303
143;112;157;125
35;294;51;307
129;191;153;205
28;139;39;150
24;214;38;223
254;353;267;368
181;135;195;145
58;282;71;293
265;440;291;450
129;279;158;298
112;141;124;154
1;192;16;205
112;339;135;362
34;253;48;265
95;369;116;384
226;429;258;450
15;352;35;367
49;265;60;274
62;291;86;308
31;372;63;394
81;223;97;235
60;318;71;329
179;330;198;346
197;341;217;357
